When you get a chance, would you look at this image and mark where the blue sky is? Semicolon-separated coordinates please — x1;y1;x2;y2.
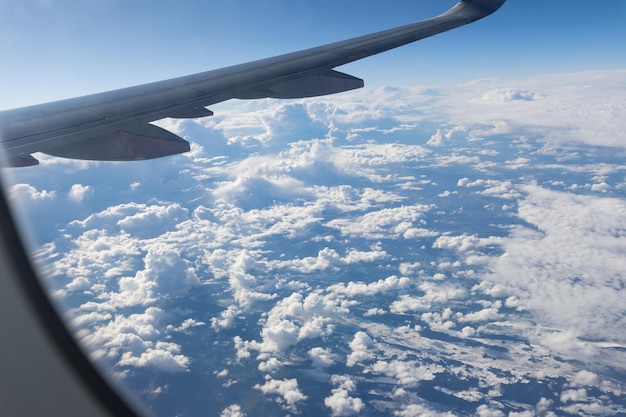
1;0;625;109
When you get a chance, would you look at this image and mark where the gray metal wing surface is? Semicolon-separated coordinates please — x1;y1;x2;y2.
0;0;506;167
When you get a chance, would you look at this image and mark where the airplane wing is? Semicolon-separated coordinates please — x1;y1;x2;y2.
0;0;506;167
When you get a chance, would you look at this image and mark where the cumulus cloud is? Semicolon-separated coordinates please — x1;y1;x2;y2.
9;183;56;201
390;282;466;314
457;178;520;199
211;305;240;330
346;331;374;367
118;343;189;373
144;248;200;296
394;403;456;417
457;301;501;323
398;261;422;276
364;308;385;317
227;249;277;307
258;357;282;373
482;89;537;103
309;347;336;368
220;404;246;417
278;246;390;273
168;318;206;333
571;370;598;387
427;126;467;147
75;307;190;373
258;316;299;354
245;291;342;357
214;163;309;207
254;376;307;411
90;246;200;310
324;375;365;416
475;404;505;417
70;202;189;239
68;183;92;202
327;275;410;297
560;388;587;403
116;203;189;238
371;359;443;387
327;204;433;239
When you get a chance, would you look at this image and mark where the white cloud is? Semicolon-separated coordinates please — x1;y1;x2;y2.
84;246;200;310
309;347;336;368
327;275;410;297
143;248;200;296
364;308;385;317
258;357;282;373
483;185;626;355
66;276;91;292
220;404;246;417
346;331;373;367
258;317;299;354
393;403;456;417
560;388;587;403
327;204;433;239
246;291;342;357
68;183;92;202
447;70;626;148
421;309;455;332
571;370;598;387
233;336;251;361
482;89;537;103
75;307;190;373
324;375;365;416
390;282;466;315
398;261;422;276
280;247;340;273
427;126;467;147
591;182;611;193
69;202;189;239
371;359;442;386
456;178;520;199
211;305;239;330
254;376;307;411
475;404;505;417
298;315;333;340
460;326;476;338
457;302;501;323
277;246;391;273
9;183;56;201
116;203;189;238
169;318;206;333
118;343;189;373
433;234;481;252
227;249;277;307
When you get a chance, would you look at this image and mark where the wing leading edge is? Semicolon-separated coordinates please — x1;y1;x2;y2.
0;0;506;167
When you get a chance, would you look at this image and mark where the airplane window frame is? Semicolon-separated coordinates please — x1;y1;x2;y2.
0;182;145;417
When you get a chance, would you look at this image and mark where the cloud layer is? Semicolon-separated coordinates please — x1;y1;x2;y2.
6;69;626;416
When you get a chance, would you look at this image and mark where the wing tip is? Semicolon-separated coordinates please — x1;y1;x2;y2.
460;0;507;17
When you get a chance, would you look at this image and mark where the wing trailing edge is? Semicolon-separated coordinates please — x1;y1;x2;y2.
42;123;190;161
235;70;364;100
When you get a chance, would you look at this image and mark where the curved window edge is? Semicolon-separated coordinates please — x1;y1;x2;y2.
0;178;149;417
